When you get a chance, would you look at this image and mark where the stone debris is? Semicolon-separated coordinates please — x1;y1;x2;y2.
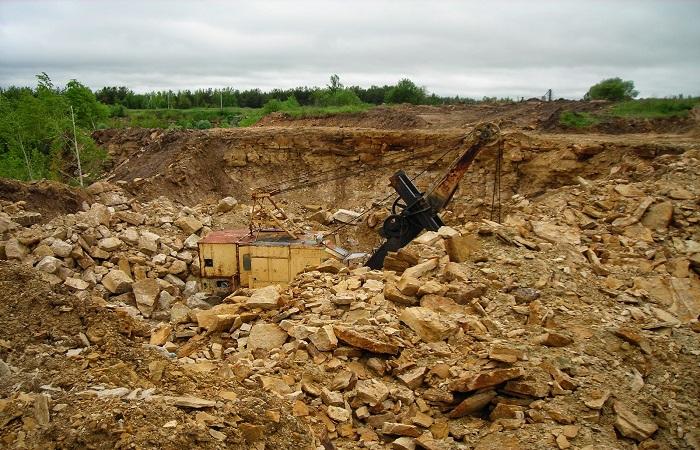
0;138;699;450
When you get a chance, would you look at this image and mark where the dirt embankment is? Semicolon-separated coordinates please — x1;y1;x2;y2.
255;102;699;135
0;178;91;223
93;127;695;213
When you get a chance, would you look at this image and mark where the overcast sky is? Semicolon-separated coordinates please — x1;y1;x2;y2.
1;0;698;99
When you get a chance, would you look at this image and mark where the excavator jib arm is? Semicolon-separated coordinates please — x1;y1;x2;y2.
366;122;500;269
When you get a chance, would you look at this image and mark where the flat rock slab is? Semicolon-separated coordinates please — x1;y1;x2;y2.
449;367;525;392
333;325;400;355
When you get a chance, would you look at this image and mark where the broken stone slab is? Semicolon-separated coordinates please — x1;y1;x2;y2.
391;437;416;450
333;325;400;355
534;332;573;347
397;275;421;296
449;367;525;392
403;258;439;279
101;269;133;294
247;323;287;351
355;378;390;406
246;285;280;310
64;277;89;290
399;307;456;342
531;221;581;246
158;395;216;409
35;256;63;273
384;282;418;306
611;197;654;227
613;401;658;442
333;209;362;224
382;422;422;438
448;390;496;418
150;324;172;346
326;405;351;422
309;325;338;352
397;366;427;389
175;216;203;235
444;234;480;263
641;201;673;231
132;278;160;317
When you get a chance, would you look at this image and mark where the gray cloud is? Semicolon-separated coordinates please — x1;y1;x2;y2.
1;0;699;98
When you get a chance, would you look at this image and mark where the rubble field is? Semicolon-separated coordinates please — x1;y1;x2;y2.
1;105;699;449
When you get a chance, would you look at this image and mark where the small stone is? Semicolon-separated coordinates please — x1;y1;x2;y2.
535;332;573;347
355;379;390;406
392;437;416;450
150;324;172;346
382;422;421;437
449;367;525;392
448;390;496;418
333;325;400;355
64;277;89;290
327;406;351;422
398;366;427;389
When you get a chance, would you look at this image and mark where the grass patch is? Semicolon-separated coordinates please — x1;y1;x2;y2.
559;111;600;128
610;98;700;118
106;103;372;129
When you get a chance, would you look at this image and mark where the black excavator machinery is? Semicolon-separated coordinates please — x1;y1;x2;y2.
365;122;501;269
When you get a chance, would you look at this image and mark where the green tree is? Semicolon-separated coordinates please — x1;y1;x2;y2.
384;79;427;104
64;79;108;129
585;78;638;101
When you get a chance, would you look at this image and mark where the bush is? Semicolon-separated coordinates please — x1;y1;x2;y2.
109;104;127;118
585;78;638;101
385;79;427;104
193;119;211;129
559;111;599;128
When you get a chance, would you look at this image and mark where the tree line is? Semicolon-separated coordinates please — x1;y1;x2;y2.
94;76;480;110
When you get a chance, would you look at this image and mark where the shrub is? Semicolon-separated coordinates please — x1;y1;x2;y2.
109;104;127;117
585;78;638;101
559;111;599;128
193;119;211;129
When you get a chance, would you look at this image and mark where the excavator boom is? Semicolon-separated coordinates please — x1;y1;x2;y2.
366;122;500;269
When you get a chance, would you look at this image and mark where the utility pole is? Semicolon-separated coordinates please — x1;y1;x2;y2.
220;91;223;110
70;105;84;187
167;91;171;109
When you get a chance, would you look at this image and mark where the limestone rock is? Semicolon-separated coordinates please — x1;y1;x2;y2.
355;379;390;406
333;325;400;355
449;367;525;392
216;196;238;213
98;237;123;252
445;234;480;263
399;307;456;342
309;325;338;352
36;256;62;273
150;324;172;346
101;269;133;294
448;390;496;418
132;278;160;317
531;221;581;246
247;323;287;351
641;201;673;230
613;401;658;441
64;277;89;290
246;285;280;310
175;216;203;234
333;209;362;224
